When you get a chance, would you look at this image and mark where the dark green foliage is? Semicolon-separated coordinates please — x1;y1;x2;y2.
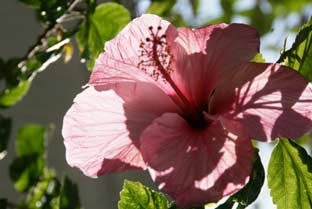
59;176;81;209
0;115;11;158
268;139;312;209
9;125;47;192
0;199;7;209
19;0;71;24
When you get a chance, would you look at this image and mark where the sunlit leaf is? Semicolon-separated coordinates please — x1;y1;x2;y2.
268;138;312;209
278;17;312;81
76;2;130;70
22;169;60;209
118;180;169;209
16;124;46;157
0;80;31;107
251;53;266;63
59;176;81;209
215;149;265;209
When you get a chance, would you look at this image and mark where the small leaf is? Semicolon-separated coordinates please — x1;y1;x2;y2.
251;53;266;63
0;80;31;107
268;138;312;209
10;155;45;192
0;115;11;160
278;17;312;81
147;0;176;16
23;169;61;209
63;42;74;63
215;149;265;209
16;124;46;157
76;3;130;70
59;176;81;209
118;180;169;209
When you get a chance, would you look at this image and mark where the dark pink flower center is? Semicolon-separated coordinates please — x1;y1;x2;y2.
139;26;212;129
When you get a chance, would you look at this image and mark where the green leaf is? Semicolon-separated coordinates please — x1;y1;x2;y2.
0;115;11;160
216;149;265;209
16;124;46;157
278;17;312;81
147;0;176;16
118;180;169;209
0;80;31;107
76;3;130;70
0;199;7;209
251;53;266;63
10;155;45;192
190;0;200;16
9;124;47;192
268;0;307;16
23;169;61;209
268;138;312;209
59;176;81;209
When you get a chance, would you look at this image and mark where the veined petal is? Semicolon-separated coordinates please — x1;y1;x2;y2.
212;62;312;141
62;82;178;177
140;113;253;207
169;24;260;108
89;14;178;92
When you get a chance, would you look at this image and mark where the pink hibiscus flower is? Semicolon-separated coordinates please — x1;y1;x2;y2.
62;14;312;207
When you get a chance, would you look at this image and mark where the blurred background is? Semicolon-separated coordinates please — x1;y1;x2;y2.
0;0;311;209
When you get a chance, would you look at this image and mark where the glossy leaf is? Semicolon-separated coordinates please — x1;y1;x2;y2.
215;149;265;209
59;176;81;209
76;3;130;70
268;138;312;209
118;180;169;209
278;17;312;81
0;115;11;160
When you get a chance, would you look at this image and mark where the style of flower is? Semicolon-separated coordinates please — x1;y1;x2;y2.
62;14;312;207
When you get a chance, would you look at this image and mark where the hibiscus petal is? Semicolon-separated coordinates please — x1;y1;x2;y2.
89;14;178;91
140;113;253;207
170;24;260;108
212;62;312;141
62;82;178;177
